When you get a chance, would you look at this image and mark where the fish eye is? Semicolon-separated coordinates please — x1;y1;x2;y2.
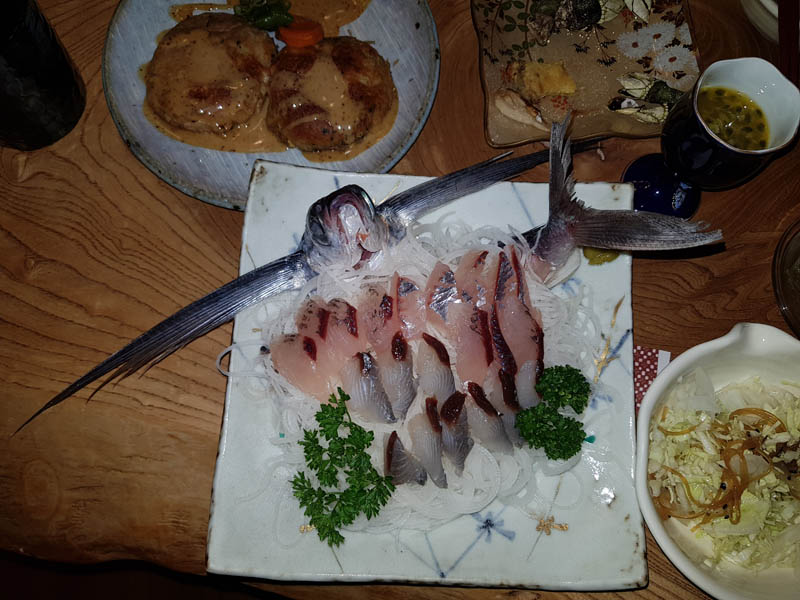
308;219;330;246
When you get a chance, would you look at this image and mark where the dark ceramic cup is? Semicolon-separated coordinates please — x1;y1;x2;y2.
661;57;800;191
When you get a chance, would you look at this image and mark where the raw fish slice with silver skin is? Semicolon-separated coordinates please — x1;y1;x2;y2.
324;298;365;357
357;282;398;355
339;352;396;424
269;334;335;401
293;296;365;376
439;391;474;476
424;261;459;334
391;272;426;341
523;115;723;283
384;431;427;486
417;333;456;402
465;382;513;455
482;373;525;447
450;304;494;386
484;302;525;446
408;398;447;488
453;249;493;308
492;249;543;408
449;250;495;385
424;256;495;386
377;331;417;421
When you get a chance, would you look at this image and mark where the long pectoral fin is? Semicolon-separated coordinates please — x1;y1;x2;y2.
13;251;313;435
570;208;723;251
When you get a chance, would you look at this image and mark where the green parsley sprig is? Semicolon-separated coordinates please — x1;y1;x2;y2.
516;403;586;461
234;0;293;31
516;365;592;461
291;388;395;547
534;364;591;413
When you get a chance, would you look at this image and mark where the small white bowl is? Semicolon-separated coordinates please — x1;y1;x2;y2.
741;0;800;49
635;323;800;600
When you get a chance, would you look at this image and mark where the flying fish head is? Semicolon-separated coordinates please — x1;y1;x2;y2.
302;185;390;270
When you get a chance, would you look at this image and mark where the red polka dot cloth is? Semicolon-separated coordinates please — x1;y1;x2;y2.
634;345;671;414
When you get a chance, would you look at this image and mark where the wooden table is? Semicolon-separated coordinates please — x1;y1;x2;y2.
1;1;796;598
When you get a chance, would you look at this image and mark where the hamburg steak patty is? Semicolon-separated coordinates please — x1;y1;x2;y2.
266;36;396;151
145;13;276;135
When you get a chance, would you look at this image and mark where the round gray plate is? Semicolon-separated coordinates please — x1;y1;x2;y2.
102;1;440;210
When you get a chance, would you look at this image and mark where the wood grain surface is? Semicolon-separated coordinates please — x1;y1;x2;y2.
1;1;796;599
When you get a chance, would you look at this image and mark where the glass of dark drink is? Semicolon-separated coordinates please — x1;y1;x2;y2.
0;0;86;151
623;57;800;218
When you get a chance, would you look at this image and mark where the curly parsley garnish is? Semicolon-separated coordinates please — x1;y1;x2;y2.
516;365;592;461
291;388;395;547
534;364;591;414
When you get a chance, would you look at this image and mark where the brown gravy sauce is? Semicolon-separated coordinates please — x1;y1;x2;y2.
146;0;387;160
305;95;398;163
143;99;288;153
291;0;370;37
143;89;398;160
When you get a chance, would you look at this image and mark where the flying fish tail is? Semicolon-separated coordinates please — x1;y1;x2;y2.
527;115;723;272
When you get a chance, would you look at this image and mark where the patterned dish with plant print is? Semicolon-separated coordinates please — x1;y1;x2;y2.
471;0;699;146
207;163;646;589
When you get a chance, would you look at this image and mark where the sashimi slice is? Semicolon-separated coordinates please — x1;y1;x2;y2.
391;272;426;341
493;250;544;405
269;333;336;401
357;283;399;355
451;304;493;386
440;391;474;475
325;298;365;359
483;372;524;446
408;398;447;488
449;251;496;386
465;382;513;455
424;262;458;334
453;249;493;308
339;352;396;424
294;296;367;376
377;331;417;420
384;431;427;486
418;333;456;401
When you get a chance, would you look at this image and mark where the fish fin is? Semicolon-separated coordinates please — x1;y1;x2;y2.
529;114;585;267
531;114;723;262
380;137;604;235
570;210;723;250
548;114;580;221
13;251;312;435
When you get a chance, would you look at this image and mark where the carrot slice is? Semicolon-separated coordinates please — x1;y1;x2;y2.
278;17;323;48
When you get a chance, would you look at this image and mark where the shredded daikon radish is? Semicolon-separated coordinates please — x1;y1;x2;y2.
222;220;605;537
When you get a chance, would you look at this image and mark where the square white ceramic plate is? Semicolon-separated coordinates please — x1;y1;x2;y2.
207;162;647;589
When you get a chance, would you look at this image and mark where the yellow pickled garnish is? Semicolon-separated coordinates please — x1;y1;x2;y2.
583;247;620;265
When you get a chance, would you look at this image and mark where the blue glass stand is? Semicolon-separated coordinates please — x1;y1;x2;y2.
622;153;701;219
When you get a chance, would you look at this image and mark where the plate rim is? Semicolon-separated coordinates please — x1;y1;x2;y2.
206;162;647;588
101;0;441;210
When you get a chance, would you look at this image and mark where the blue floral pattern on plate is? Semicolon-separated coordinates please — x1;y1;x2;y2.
207;163;647;589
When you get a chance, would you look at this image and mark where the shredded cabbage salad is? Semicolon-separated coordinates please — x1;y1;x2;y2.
648;370;800;572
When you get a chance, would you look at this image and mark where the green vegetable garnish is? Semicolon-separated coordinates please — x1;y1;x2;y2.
516;365;592;461
291;388;395;548
234;0;293;31
516;403;586;461
534;364;591;413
